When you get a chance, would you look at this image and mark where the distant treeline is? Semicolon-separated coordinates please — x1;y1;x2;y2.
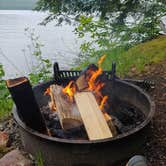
0;0;38;10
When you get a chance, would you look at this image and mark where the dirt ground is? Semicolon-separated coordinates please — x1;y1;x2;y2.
128;59;166;166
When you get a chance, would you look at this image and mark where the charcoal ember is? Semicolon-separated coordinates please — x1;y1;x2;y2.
41;106;61;129
47;119;61;130
41;105;87;139
41;105;52;120
50;129;69;139
81;64;98;75
41;91;145;139
118;107;144;126
109;99;145;134
47;113;61;129
50;125;88;139
110;115;140;134
110;116;123;134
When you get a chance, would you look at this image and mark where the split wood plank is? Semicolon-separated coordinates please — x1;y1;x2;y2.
74;92;113;140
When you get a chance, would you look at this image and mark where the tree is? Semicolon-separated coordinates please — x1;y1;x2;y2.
35;0;166;59
36;0;165;25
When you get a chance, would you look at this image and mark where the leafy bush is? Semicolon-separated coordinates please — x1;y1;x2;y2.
0;29;53;119
0;64;12;119
75;5;164;62
36;0;166;64
25;28;52;85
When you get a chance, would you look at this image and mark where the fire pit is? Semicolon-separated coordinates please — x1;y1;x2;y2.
11;62;155;165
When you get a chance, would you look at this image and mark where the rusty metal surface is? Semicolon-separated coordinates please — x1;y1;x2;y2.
13;78;155;165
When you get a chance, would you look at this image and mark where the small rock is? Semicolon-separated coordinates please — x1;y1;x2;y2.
0;131;9;149
0;149;32;166
160;16;166;34
131;66;137;72
0;124;4;131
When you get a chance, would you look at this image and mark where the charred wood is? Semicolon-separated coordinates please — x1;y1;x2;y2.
6;77;48;134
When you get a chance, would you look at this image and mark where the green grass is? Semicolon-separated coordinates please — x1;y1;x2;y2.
0;99;13;120
76;35;166;77
36;151;44;166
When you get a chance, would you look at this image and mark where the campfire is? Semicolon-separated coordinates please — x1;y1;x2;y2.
6;55;146;141
44;55;117;140
6;59;155;165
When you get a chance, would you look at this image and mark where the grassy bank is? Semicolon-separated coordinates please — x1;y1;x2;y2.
0;100;13;120
77;35;166;76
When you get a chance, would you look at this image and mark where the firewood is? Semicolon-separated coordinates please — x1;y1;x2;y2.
74;92;113;140
75;64;112;108
75;64;117;137
50;84;82;130
6;77;48;134
75;74;88;91
76;64;98;91
103;113;117;136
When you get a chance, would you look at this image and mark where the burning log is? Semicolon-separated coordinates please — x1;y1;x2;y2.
75;63;109;101
74;92;113;140
49;84;82;130
6;77;48;134
75;63;117;135
76;64;98;91
49;84;117;137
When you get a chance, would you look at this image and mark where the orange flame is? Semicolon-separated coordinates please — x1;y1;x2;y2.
44;87;50;95
87;55;106;91
47;54;110;120
62;81;76;100
94;82;105;98
99;96;108;111
98;54;106;67
87;68;102;91
44;87;56;112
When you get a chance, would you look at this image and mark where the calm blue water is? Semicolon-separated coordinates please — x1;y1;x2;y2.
0;10;83;78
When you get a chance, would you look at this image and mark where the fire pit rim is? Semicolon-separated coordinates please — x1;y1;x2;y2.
13;79;155;144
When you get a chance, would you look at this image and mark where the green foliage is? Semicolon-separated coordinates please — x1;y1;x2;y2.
36;151;44;166
0;29;53;119
36;0;165;64
25;28;52;85
35;0;165;26
75;2;164;61
75;15;112;61
76;36;166;76
0;64;12;119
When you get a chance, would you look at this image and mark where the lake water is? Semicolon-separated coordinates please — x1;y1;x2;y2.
0;10;83;78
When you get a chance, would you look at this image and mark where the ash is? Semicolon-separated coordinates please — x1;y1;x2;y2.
110;99;145;133
41;101;145;140
41;106;88;139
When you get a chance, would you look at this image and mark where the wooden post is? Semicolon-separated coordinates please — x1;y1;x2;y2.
6;77;48;134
